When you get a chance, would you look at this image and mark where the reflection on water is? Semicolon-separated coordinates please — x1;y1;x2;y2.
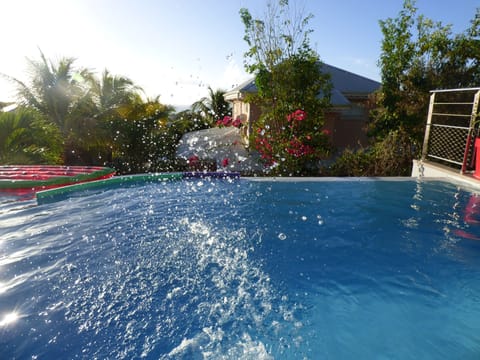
0;179;480;359
0;311;20;327
453;193;480;241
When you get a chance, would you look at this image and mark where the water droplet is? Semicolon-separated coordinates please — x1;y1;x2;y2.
278;233;287;241
301;216;307;221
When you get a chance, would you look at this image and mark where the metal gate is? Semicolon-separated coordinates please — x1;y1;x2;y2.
421;88;480;173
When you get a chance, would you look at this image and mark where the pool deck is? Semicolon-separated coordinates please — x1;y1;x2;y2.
411;159;480;190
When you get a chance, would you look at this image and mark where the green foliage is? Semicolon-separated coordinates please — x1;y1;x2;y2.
66;69;144;166
371;0;480;143
6;50;94;135
4;50;103;164
91;69;141;117
254;109;332;176
327;148;373;177
0;51;205;172
108;98;177;174
240;0;332;175
328;129;420;176
240;0;314;73
191;86;231;126
252;54;331;117
251;56;332;175
170;109;212;133
0;107;62;164
362;0;480;176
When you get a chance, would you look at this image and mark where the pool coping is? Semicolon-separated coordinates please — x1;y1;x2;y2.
411;160;480;191
35;172;241;204
35;167;480;205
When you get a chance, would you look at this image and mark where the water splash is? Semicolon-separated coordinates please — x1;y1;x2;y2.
2;179;479;359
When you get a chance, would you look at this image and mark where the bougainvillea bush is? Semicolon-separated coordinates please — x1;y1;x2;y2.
240;0;334;176
253;109;331;175
244;51;333;176
216;115;243;128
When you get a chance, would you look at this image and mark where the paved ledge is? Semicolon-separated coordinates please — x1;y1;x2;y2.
412;159;480;190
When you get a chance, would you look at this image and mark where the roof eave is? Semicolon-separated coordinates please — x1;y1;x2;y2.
224;91;243;101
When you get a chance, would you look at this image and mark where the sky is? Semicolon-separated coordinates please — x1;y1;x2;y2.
0;0;478;109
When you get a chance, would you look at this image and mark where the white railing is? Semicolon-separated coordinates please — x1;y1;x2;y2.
421;88;480;173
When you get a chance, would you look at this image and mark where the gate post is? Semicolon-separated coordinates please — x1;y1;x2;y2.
465;90;480;173
421;92;436;161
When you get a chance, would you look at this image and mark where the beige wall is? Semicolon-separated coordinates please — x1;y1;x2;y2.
232;100;262;141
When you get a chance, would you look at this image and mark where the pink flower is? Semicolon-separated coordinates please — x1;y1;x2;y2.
188;155;199;164
293;109;306;121
232;116;242;128
222;116;232;126
221;158;229;167
287;109;306;122
322;129;331;136
216;116;233;127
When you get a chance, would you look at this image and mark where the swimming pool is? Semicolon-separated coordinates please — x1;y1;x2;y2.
1;177;480;358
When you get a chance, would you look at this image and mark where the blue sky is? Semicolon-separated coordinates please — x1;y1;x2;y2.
0;0;478;108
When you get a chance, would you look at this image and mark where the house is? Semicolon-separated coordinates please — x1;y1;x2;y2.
224;63;381;150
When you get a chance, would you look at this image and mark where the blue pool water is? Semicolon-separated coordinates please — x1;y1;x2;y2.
1;178;480;359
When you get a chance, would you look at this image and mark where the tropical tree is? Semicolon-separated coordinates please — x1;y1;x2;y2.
3;50;97;163
73;69;144;166
5;50;93;134
331;0;480;176
240;0;332;175
110;96;176;174
91;69;141;118
0;107;62;164
1;51;194;172
191;86;231;126
371;0;480;142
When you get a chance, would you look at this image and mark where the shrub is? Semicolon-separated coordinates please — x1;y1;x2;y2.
328;128;420;176
253;109;331;176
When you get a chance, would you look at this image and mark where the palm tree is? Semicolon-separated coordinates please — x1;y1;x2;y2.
91;69;142;118
0;107;62;164
1;51;147;166
4;49;94;136
1;50;101;164
191;86;231;126
69;69;144;166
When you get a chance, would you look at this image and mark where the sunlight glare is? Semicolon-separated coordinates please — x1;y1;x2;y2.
0;311;20;327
